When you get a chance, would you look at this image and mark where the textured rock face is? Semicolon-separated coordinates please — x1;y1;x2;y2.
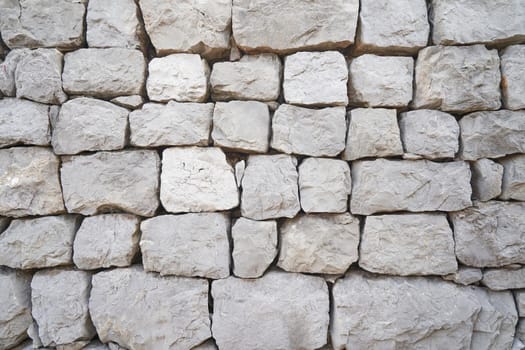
0;98;50;147
483;268;525;290
413;45;501;113
61;151;160;216
110;95;144;109
351;159;472;215
360;213;457;276
0;49;29;96
501;45;525;110
212;271;329;349
471;159;504;201
515;291;525;317
500;155;525;201
443;267;483;286
90;266;210;350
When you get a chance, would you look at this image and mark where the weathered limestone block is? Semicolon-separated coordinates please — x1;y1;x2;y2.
62;49;145;98
110;95;144;109
0;147;64;217
232;0;359;53
283;51;348;106
413;45;501;113
348;55;413;108
73;214;140;270
31;269;95;347
501;45;525;110
160;147;238;213
212;101;270;153
343;108;403;160
298;158;351;213
483;267;525;290
0;49;29;96
500;155;525;201
212;271;329;349
52;98;128;155
443;267;483;286
518;321;525;345
241;154;300;220
0;98;50;147
61;150;159;217
351;159;472;215
278;213;360;274
147;54;209;102
210;54;281;101
83;341;110;350
90;266;210;350
191;340;217;350
516;291;525;317
360;213;457;276
140;213;230;279
231;217;277;278
271;105;346;157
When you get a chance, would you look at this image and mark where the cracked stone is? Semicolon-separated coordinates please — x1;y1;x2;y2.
0;98;51;147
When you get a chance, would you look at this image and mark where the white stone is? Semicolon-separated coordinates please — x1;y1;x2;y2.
443;267;483;286
191;340;217;350
500;155;525;201
0;49;29;96
483;268;525;290
501;45;525;110
110;95;144;109
515;291;525;317
234;160;245;188
0;98;50;147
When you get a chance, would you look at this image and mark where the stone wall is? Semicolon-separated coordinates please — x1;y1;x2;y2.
0;0;525;349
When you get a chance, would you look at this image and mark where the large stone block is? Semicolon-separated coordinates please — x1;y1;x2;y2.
0;98;50;147
500;155;525;201
471;159;504;201
482;267;525;290
443;267;483;286
0;49;29;96
501;45;525;110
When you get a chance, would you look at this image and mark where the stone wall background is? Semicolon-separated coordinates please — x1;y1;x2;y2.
0;0;525;349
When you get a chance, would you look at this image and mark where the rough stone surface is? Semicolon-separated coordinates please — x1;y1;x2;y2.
360;213;457;276
516;291;525;317
160;147;238;213
501;45;525;110
90;266;210;350
0;98;51;147
443;267;483;286
0;49;29;96
483;268;525;290
61;150;160;217
212;271;329;350
271;104;346;157
500;155;525;201
73;214;140;270
471;159;504;202
351;159;472;215
110;95;144;109
413;45;501;113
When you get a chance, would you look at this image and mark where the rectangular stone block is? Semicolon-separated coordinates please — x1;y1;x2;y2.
501;45;525;110
482;267;525;291
471;159;503;201
500;155;525;201
0;98;50;147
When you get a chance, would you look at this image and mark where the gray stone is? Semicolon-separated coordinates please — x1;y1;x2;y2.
110;95;144;109
516;291;525;317
443;267;483;286
0;49;29;96
501;45;525;110
0;98;51;147
83;341;110;350
518;320;525;343
500;155;525;201
471;159;503;202
483;267;525;290
234;160;245;188
191;340;217;350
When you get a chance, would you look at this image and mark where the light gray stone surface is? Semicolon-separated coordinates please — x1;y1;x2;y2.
443;267;483;286
110;95;144;109
483;268;525;290
0;49;29;96
0;98;51;147
516;291;525;317
500;155;525;201
501;45;525;110
191;340;217;350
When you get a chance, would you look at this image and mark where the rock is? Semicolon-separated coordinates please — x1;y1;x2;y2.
0;147;64;217
147;54;209;102
129;102;213;147
516;291;525;317
210;54;281;101
191;340;217;350
73;214;140;270
278;213;360;274
241;154;300;220
0;98;51;147
443;267;483;285
62;48;146;98
348;54;413;108
298;158;351;213
83;341;110;350
51;97;128;155
360;213;457;276
514;338;525;350
232;0;359;53
212;271;329;349
90;266;210;350
283;51;348;107
0;49;29;96
15;49;67;104
343;108;403;160
413;45;501;113
140;213;230;279
160;147;238;213
110;95;144;109
271;104;346;157
351;159;472;215
500;155;525;201
518;321;525;343
211;101;270;153
483;267;525;290
234;160;245;187
0;217;9;233
501;45;525;110
61;150;159;217
31;269;95;347
471;159;504;201
231;217;277;278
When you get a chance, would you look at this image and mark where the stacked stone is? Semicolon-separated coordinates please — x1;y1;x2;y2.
0;0;524;349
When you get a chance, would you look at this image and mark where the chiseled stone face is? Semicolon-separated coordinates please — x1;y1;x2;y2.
500;154;525;201
0;49;29;96
471;159;504;201
0;98;50;147
501;45;525;110
443;267;483;286
482;267;525;291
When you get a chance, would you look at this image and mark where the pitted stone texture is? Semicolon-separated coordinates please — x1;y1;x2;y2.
271;105;346;157
160;147;238;213
73;214;140;270
231;217;277;278
31;270;95;347
140;213;230;279
444;267;483;286
210;54;281;101
147;54;209;103
212;271;329;350
52;98;128;155
483;268;525;290
0;49;29;96
471;159;504;201
232;0;359;53
90;266;210;350
62;49;146;98
351;159;472;215
413;45;501;113
348;55;413;108
283;51;348;106
212;101;270;153
61;150;160;217
500;155;525;201
110;95;144;109
0;147;64;217
360;213;457;276
459;110;525;160
241;154;300;220
278;213;360;274
343;108;403;160
0;98;50;147
0;0;86;49
130;102;213;147
298;158;351;213
501;45;525;110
